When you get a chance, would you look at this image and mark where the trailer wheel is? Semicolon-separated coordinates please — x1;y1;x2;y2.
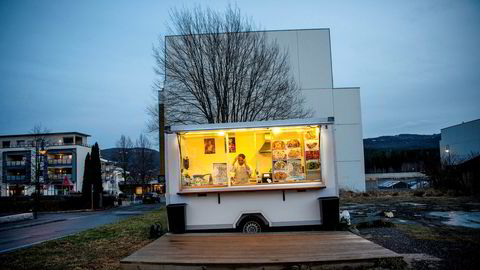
239;217;264;233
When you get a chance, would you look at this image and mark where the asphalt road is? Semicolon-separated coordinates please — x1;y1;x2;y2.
0;203;162;253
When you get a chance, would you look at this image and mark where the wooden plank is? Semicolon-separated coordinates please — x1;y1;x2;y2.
121;232;401;269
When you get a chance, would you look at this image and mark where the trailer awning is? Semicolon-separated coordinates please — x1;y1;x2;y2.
169;117;334;133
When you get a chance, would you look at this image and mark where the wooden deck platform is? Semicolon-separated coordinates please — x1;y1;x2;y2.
121;231;402;269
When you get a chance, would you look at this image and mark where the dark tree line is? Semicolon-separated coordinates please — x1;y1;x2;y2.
82;143;103;208
114;134;156;184
429;155;480;195
364;148;440;174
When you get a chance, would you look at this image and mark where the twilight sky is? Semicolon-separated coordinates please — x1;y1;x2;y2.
1;0;479;148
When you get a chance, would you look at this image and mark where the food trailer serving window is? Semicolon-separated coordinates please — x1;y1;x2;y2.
178;125;322;191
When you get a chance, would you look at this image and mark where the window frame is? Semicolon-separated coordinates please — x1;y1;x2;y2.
176;124;325;194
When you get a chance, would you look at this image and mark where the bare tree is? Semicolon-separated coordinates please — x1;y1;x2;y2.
147;5;311;132
29;124;50;217
30;124;51;146
115;135;133;181
29;124;50;183
131;134;155;184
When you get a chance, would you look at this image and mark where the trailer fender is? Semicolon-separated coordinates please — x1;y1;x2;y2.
235;213;270;229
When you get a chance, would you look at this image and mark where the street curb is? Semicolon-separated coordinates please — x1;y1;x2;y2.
41;209;107;214
0;218;66;232
41;205;122;214
0;213;33;224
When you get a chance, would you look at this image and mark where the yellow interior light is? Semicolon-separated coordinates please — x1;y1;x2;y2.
217;131;225;136
272;127;281;134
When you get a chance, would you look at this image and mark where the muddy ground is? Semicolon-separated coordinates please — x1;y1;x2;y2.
340;190;480;270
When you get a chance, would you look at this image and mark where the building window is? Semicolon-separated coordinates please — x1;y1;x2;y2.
178;125;322;190
2;141;11;148
63;137;74;144
16;140;25;147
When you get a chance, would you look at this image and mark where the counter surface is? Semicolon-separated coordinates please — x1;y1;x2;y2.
177;181;325;194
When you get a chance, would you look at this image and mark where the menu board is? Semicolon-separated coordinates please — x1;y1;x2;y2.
272;138;305;181
212;163;228;184
286;159;304;181
304;130;321;180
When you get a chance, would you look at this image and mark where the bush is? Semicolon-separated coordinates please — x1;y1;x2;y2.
102;195;116;208
424;189;444;197
413;190;425;197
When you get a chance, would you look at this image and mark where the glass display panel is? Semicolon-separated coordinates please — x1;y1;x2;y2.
179;125;322;190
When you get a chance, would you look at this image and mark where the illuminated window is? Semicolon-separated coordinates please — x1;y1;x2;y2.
178;125;322;190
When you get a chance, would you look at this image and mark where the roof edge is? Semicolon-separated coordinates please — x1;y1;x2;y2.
170;117;333;132
440;118;480;131
165;28;330;38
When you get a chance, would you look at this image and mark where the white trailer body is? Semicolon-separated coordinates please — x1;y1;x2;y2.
165;118;339;231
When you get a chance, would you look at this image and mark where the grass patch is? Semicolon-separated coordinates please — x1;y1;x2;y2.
0;208;167;270
397;223;480;244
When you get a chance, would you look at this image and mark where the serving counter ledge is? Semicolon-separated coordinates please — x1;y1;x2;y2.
177;182;325;194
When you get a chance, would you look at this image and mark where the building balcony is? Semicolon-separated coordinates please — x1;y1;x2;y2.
1;142;90;149
5;160;27;166
48;159;72;165
47;142;89;148
48;174;73;181
5;175;28;181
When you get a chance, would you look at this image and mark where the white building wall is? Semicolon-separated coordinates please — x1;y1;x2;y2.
166;29;365;191
266;29;365;191
332;88;366;191
440;119;480;163
75;146;91;192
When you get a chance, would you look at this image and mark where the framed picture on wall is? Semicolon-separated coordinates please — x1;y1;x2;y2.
204;138;216;154
228;137;236;153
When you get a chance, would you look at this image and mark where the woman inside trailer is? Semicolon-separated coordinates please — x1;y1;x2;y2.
230;153;252;185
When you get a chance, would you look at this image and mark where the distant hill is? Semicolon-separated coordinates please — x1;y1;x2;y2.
363;134;440;150
101;147;160;167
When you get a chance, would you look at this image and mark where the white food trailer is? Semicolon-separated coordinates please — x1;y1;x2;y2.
165;117;340;233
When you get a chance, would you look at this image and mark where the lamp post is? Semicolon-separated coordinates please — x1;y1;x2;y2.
33;139;47;219
158;88;166;192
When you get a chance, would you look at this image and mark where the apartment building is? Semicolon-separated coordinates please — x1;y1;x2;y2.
0;132;91;196
101;158;125;195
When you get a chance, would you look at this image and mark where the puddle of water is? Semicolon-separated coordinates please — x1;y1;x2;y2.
392;219;418;225
400;202;427;207
428;211;480;229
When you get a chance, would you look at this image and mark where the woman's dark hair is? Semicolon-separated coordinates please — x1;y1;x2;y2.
238;153;246;159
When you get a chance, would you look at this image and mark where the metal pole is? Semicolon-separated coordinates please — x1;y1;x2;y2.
33;142;39;219
158;89;166;188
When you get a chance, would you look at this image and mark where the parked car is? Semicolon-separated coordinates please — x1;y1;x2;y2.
142;192;159;204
